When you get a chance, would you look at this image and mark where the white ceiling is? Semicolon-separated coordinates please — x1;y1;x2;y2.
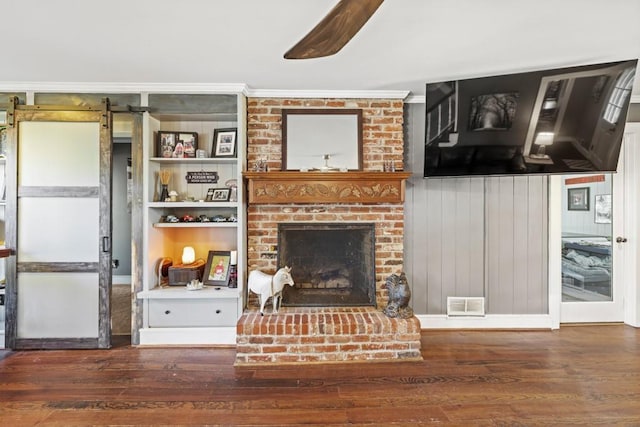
2;0;640;100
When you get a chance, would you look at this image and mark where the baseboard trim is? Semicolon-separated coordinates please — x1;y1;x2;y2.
112;275;131;285
138;327;237;346
417;314;556;330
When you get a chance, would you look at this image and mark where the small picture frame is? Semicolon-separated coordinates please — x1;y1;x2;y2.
205;188;215;202
178;132;198;158
568;187;590;211
156;131;198;158
157;132;176;158
203;250;231;286
212;128;237;158
211;187;231;202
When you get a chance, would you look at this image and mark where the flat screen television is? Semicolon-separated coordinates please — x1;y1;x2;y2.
424;59;638;177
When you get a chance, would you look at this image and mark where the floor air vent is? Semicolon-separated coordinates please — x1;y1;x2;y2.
447;297;485;316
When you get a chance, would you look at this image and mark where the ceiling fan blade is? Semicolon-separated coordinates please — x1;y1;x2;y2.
284;0;384;60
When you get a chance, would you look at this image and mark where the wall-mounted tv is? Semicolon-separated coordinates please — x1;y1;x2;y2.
424;59;638;177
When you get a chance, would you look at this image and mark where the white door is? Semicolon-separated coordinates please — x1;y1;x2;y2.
4;102;113;349
558;125;639;323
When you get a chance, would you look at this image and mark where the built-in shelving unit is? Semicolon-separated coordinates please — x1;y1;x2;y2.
137;93;246;346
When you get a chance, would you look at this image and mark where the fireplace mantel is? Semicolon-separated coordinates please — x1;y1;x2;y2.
243;171;411;204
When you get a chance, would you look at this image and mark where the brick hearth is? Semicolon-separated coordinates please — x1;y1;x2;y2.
235;307;421;365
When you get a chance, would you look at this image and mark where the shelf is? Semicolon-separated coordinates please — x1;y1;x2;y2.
244;171;411;204
148;201;237;208
153;222;237;228
138;286;240;300
150;157;237;164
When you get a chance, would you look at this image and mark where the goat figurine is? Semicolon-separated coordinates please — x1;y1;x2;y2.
248;266;295;315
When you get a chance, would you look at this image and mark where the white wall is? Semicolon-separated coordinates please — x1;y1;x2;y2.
112;142;132;276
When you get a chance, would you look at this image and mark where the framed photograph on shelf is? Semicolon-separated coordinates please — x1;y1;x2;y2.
568;187;590;211
157;132;176;158
212;128;237;158
595;194;612;223
178;132;198;158
205;188;215;202
210;187;231;202
203;250;231;286
156;131;198;158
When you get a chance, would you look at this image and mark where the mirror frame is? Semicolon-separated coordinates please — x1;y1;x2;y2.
282;108;363;171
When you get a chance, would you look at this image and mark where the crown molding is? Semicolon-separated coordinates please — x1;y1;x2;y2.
0;82;413;100
404;94;425;104
0;81;634;104
0;82;417;100
0;82;250;95
246;88;410;100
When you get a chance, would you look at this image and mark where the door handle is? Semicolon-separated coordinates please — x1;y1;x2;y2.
102;236;111;252
616;236;628;243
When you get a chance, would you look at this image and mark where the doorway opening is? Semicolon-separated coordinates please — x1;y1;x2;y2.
561;174;612;303
111;116;133;337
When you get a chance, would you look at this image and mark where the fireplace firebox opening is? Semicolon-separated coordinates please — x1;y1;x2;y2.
277;223;376;307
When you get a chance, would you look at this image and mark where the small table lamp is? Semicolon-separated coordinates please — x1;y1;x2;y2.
530;132;554;160
182;246;196;265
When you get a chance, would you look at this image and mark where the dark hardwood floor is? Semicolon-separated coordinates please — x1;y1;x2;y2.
1;325;639;426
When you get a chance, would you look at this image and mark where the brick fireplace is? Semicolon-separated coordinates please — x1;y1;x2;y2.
278;222;376;307
237;97;421;364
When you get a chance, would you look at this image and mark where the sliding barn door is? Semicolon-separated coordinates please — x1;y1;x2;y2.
4;99;112;349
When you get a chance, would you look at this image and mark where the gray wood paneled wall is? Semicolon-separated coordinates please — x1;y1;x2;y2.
404;103;548;315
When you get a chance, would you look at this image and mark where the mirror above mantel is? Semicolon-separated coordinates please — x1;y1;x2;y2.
282;108;363;171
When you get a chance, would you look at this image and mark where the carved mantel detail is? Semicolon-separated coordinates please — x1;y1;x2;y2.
243;171;411;204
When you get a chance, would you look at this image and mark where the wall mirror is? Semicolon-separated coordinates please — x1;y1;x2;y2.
282;109;363;171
